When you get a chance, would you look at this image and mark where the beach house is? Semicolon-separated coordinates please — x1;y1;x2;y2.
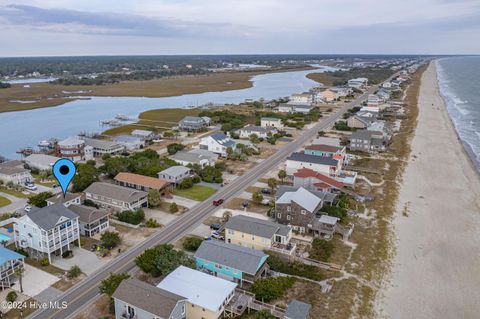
68;205;110;237
55;136;93;162
84;182;148;211
199;133;236;157
236;124;277;139
0;160;33;185
178;116;211;131
285;152;341;176
0;247;25;290
114;172;171;193
261;117;284;129
157;166;192;186
24;154;61;171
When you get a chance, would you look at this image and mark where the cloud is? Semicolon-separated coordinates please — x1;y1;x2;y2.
0;4;244;37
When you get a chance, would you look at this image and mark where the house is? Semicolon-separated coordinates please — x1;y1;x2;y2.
225;215;292;251
312;215;340;238
360;106;380;113
382;82;392;89
55;136;93;162
367;94;382;107
347;77;368;89
84;182;148;211
113;279;187;319
131;129;155;140
367;120;390;138
285;152;340;176
304;144;346;158
24;154;61;171
157;266;237;319
311;136;341;147
261;117;284;129
0;247;25;290
68;205;110;237
114;172;171;193
277;104;315;114
293;168;344;193
178;116;211;131
46;192;82;207
274;187;323;233
376;89;391;101
82;138;125;157
349;130;386;153
14;203;81;263
169;149;218;168
157;166;191;186
289;93;313;105
320;89;338;102
330;86;353;98
199;133;236;157
236;124;277;139
0;160;33;185
112;135;145;151
347;113;376;129
285;300;311;319
275;185;337;206
194;240;269;285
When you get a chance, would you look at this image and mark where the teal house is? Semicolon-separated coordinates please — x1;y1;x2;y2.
194;240;269;285
304;144;345;157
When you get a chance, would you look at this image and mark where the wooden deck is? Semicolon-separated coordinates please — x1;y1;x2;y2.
224;289;286;318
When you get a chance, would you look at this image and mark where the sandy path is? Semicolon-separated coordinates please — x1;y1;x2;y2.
379;62;480;318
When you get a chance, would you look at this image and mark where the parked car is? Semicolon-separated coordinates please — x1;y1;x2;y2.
213;199;224;206
210;224;221;231
211;231;224;240
261;188;271;195
24;182;37;191
24;205;32;212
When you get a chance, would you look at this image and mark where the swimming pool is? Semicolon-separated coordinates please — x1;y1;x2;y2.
0;233;12;242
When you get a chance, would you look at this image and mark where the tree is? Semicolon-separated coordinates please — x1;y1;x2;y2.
182;236;204;252
249;133;260;144
222;210;232;222
135;244;194;277
72;163;99;192
14;267;25;293
267;178;277;193
148;189;162;207
277;170;287;182
99;273;130;297
226;146;234;158
101;231;121;250
170;202;179;213
167;143;185;155
178;177;194;189
6;291;17;302
252;192;263;204
116;209;145;225
68;265;82;278
28;192;53;208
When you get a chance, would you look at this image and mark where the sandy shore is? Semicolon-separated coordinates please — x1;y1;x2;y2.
379;62;480;318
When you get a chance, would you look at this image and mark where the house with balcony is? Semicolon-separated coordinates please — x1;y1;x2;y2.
169;149;218;168
131;129;155;140
0;247;25;290
236;124;277;139
225;215;292;252
13;203;81;263
55;136;93;162
157;166;192;186
194;240;269;285
82;138;125;157
304;144;346;158
178;116;211;131
293;168;345;193
260;117;284;129
84;182;148;212
68;205;110;237
199;133;236;157
285;152;341;176
0;160;33;185
113;278;187;319
24;154;61;171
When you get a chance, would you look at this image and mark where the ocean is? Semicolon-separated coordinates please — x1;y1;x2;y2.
436;56;480;170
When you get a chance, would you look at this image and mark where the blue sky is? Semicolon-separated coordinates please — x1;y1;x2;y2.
0;0;479;56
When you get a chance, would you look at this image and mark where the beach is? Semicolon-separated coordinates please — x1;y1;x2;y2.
379;62;480;318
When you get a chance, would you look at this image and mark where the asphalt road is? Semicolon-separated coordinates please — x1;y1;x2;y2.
29;83;383;319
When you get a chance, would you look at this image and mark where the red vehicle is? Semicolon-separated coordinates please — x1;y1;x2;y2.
213;198;224;206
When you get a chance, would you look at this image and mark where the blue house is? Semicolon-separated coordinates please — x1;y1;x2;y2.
0;247;25;289
194;240;269;285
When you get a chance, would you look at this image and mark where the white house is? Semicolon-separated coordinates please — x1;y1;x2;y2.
24;154;61;171
131;129;155;140
82;138;125;157
112;135;145;151
169;149;218;168
84;182;148;211
348;77;368;89
260;117;284;129
285;152;341;176
236;124;277;139
14;204;81;263
46;192;82;207
289;93;313;105
199;133;236;157
0;160;33;185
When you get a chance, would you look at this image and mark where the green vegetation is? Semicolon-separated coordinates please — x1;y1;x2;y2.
251;277;296;302
173;185;217;201
307;66;396;86
178;177;195;190
309;239;335;262
169;202;179;213
188;164;224;184
135;244;194;277
100;231;122;250
6;291;17;302
145;218;161;228
182;236;204;252
0;195;12;208
67;265;82;279
267;251;335;281
0;81;12;89
72;162;99;192
252;191;263;203
277;170;287;182
333;121;351;131
116;209;145;225
167;143;185;155
148;189;162;207
199;110;249;132
27;191;53;208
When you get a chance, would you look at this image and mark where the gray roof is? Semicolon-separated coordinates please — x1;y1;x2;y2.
277;186;334;204
84;182;147;203
0;160;28;175
27;203;78;230
354;115;376;125
158;165;191;178
189;149;218;159
225;215;291;238
210;133;236;147
170;151;205;164
68;205;109;224
285;300;311;319
46;192;81;204
286;152;338;166
112;279;186;318
112;135;142;143
194;240;267;275
82;138;123;150
350;130;378;141
237;125;277;134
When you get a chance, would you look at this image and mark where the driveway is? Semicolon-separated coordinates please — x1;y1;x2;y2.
0;192;27;214
12;264;60;298
164;195;199;209
212;208;270;220
144;208;179;225
52;247;106;275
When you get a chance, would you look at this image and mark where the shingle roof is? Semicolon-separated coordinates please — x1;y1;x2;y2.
304;144;342;153
318;215;339;225
225;215;291;238
82;138;123;150
114;172;170;190
68;205;109;224
350;130;378;140
84;182;147;203
195;240;267;275
286;152;338;166
170;151;205;164
293;168;344;189
27;203;78;230
285;300;311;319
46;192;81;204
276;187;322;213
158;165;191;178
238;125;276;134
113;279;186;318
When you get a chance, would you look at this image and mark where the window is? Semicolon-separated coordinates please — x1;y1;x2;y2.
287;206;291;212
181;304;185;315
301;210;306;215
287;215;291;221
227;229;234;235
277;213;281;218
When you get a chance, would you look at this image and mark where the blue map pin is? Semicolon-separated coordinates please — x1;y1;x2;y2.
52;159;76;196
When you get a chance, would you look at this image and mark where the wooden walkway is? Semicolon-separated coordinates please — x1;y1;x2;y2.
345;165;382;175
224;289;286;318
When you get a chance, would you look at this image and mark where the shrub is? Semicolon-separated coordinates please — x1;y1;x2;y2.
28;192;53;208
167;143;185;155
145;218;161;228
182;236;203;252
40;257;50;266
62;250;73;258
101;231;121;250
256;310;276;319
178;177;194;189
99;273;130;297
320;205;347;220
267;252;330;281
83;199;99;208
116;209;145;225
169;202;179;213
309;239;335;262
148;189;162;207
15;248;29;257
68;265;82;278
251;277;296;302
6;291;17;302
135;244;194;277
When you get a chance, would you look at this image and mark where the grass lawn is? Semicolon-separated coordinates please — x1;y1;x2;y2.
0;196;12;208
0;186;28;198
173;185;217;201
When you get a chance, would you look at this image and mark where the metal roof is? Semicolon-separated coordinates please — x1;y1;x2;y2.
276;187;322;213
285;300;311;319
0;247;24;265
